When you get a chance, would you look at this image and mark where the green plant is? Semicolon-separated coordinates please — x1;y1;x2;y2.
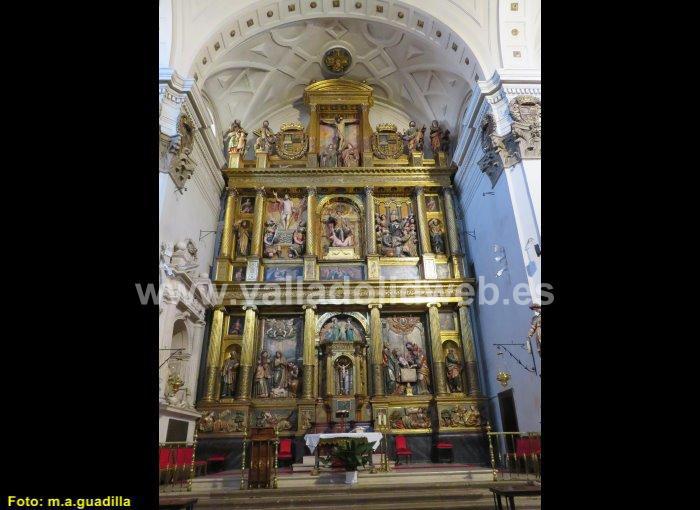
320;438;374;472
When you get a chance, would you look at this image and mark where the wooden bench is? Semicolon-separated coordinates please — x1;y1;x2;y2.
489;485;541;509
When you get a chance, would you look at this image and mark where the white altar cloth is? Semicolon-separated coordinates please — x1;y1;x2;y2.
304;433;383;453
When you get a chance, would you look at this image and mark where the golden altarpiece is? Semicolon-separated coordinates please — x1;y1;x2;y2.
196;79;488;466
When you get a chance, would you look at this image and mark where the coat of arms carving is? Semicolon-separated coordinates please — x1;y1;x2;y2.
275;122;309;160
371;124;402;159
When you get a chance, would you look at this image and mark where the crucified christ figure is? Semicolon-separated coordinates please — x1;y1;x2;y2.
320;114;359;153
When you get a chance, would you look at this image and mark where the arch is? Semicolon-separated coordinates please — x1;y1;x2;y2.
316;311;368;336
317;196;364;260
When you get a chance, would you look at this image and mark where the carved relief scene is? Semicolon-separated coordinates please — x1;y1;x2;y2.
264;193;307;259
319;197;363;260
319;107;361;167
374;197;418;258
381;316;431;396
255;317;303;399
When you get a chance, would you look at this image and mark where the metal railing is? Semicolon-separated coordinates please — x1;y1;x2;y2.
159;436;198;492
486;424;541;482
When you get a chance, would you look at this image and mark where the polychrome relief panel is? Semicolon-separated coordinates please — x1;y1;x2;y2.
381;316;431;396
255;317;303;399
319;265;365;281
319;198;363;260
374;197;418;257
264;193;306;259
252;409;297;431
388;406;431;430
438;404;484;429
198;409;247;434
319;315;365;343
264;266;304;281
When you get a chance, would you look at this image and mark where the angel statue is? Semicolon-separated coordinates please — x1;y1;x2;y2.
253;120;276;153
402;121;426;153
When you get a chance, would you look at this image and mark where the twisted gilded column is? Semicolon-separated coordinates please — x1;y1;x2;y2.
427;302;449;396
237;305;258;400
214;188;238;281
302;305;317;399
368;304;384;396
457;302;480;395
304;188;318;281
247;187;265;281
202;307;226;402
365;187;376;256
443;185;463;278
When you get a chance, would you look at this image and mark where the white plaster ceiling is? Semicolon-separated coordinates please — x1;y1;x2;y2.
202;18;476;139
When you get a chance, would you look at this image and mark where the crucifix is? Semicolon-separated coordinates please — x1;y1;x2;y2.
320;114;359;152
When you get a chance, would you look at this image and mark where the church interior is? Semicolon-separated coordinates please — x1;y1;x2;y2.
159;1;541;508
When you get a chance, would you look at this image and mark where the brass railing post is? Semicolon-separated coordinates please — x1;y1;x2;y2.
240;428;248;490
486;422;497;481
273;429;280;489
189;433;197;492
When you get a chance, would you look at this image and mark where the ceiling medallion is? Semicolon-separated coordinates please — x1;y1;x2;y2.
323;47;352;75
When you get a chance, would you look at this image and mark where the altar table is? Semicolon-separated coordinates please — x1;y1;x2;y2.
304;433;384;475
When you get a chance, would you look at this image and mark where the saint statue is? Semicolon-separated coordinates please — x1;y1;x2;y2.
169;239;199;274
254;350;271;398
382;344;397;395
429;120;442;154
341;143;359;167
402;121;426;153
235;220;251;257
287;363;300;397
320;143;338;167
440;129;451;153
445;348;463;393
320;114;360;153
337;361;351;395
325;216;354;248
272;351;289;390
224;120;247;154
220;350;240;398
428;219;446;254
253;120;276;153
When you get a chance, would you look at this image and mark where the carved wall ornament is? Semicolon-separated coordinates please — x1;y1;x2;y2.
477;114;519;187
323;47;352;75
163;114;197;191
508;95;541;159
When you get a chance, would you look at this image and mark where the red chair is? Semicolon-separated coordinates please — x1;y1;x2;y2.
395;436;413;465
206;453;227;473
277;439;293;466
516;437;541;456
159;447;175;484
436;440;454;463
174;447;194;486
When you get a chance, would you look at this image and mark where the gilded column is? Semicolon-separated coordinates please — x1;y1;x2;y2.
304;188;318;281
214;188;238;281
302;305;317;399
443;185;463;278
360;104;373;166
247;187;265;281
368;304;384;396
415;187;437;279
202;307;226;402
365;187;377;255
457;302;480;396
237;305;258;400
427;302;449;396
308;104;319;167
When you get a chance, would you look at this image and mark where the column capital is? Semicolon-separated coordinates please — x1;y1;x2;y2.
457;301;470;309
364;186;374;196
302;304;317;311
414;186;425;196
307;187;317;197
426;302;442;309
242;305;258;312
227;187;240;197
368;303;383;310
214;305;227;313
255;186;266;195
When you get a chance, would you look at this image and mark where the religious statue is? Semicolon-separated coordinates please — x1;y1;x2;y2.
428;218;446;254
223;119;248;154
230;318;243;335
324;216;354;248
445;348;463;393
241;197;254;214
272;191;294;231
220;350;240;398
272;350;289;396
382;344;398;395
263;220;280;258
336;359;352;395
235;220;251;257
287;363;300;397
407;343;431;395
320;114;359;153
256;411;293;431
289;227;306;258
341;142;359;167
253;120;276;153
429;120;443;154
320;143;338;167
440;129;451;153
402;121;426;153
253;350;271;398
528;303;541;355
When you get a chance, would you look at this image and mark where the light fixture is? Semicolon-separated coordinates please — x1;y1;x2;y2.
495;268;506;278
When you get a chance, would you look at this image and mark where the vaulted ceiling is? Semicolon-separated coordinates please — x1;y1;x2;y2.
202;18;478;138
